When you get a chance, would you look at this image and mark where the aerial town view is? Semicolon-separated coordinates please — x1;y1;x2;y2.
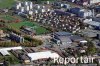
0;0;100;66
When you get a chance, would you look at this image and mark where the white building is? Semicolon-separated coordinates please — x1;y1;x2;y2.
90;0;100;5
28;51;60;61
0;50;10;56
78;9;92;18
0;46;22;56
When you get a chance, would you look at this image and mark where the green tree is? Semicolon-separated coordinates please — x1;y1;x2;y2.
86;42;96;55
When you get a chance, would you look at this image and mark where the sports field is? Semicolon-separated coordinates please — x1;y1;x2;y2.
7;21;49;35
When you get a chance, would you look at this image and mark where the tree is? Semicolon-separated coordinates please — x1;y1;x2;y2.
86;42;96;55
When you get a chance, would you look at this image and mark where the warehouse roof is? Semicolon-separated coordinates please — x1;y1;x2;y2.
80;29;100;37
0;46;22;56
55;31;72;36
28;51;59;61
0;46;22;51
92;17;100;22
58;36;72;43
84;21;100;26
0;50;10;56
70;35;86;42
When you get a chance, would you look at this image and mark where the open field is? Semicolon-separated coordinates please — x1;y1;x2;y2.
0;0;31;8
0;15;15;21
7;21;49;35
0;15;23;21
0;0;15;8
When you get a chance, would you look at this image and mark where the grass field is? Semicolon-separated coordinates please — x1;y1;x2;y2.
7;21;49;35
0;0;30;8
0;0;15;8
0;15;23;21
0;15;14;21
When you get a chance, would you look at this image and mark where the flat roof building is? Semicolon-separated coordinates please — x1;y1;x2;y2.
0;46;22;56
28;51;59;61
0;50;10;56
70;35;87;43
52;31;72;48
54;31;72;36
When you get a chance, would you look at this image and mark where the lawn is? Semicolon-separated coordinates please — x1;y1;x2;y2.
7;21;49;35
0;15;14;21
0;0;31;8
0;15;23;22
0;0;15;8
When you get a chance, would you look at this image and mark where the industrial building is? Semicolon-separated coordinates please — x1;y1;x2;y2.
92;17;100;22
69;7;92;18
0;38;11;43
27;51;59;61
54;9;76;16
83;20;100;30
53;2;70;9
67;0;100;6
9;33;24;43
0;50;10;56
70;35;87;43
89;0;100;5
11;50;31;63
80;29;100;40
0;46;22;56
95;6;100;13
53;34;72;44
20;26;36;35
52;32;72;48
54;31;72;36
